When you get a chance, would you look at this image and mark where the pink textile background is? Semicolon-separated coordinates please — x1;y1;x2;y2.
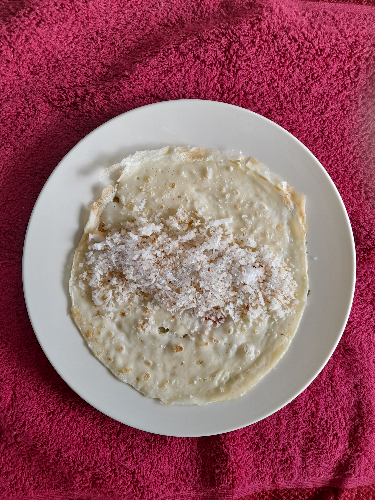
1;0;375;498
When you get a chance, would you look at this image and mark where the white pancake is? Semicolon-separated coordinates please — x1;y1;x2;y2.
69;147;308;405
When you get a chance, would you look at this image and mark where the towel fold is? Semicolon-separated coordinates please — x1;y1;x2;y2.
1;0;375;498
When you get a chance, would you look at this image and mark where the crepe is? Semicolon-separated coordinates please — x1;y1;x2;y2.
69;147;308;405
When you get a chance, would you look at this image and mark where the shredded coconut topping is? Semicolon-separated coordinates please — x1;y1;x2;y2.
81;209;298;324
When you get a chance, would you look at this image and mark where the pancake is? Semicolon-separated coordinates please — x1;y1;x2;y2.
69;146;308;405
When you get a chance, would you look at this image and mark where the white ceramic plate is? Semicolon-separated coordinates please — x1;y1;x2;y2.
23;100;356;437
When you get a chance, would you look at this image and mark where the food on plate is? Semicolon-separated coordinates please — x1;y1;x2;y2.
69;146;308;405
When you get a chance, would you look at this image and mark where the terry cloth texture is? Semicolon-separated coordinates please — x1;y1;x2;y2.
1;0;375;499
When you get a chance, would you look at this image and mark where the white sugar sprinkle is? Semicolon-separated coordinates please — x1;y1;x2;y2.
81;209;298;324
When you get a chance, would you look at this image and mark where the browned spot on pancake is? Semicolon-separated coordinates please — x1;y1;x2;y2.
183;148;207;160
119;367;132;373
297;193;307;235
71;307;81;320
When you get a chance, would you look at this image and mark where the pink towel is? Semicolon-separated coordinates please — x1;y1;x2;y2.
1;0;375;498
